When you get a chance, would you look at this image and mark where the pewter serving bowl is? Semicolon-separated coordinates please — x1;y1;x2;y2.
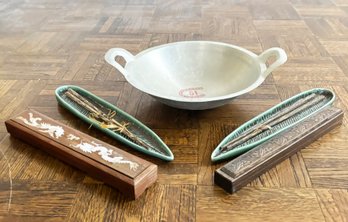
105;41;287;110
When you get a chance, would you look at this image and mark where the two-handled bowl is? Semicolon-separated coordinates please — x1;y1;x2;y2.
105;41;287;110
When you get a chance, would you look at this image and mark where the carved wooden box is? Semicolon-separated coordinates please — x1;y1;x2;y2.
5;110;158;199
215;107;343;193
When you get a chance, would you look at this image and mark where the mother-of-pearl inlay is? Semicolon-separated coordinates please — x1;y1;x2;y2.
17;113;139;171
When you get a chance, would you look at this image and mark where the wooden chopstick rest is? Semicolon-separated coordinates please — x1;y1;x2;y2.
214;107;343;194
5;109;157;199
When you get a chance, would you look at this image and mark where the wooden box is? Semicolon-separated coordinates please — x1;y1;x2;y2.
215;107;343;193
5;110;158;199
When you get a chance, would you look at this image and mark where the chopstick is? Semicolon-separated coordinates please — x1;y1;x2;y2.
219;93;326;153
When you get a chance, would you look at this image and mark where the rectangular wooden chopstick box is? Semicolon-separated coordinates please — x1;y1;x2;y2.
215;107;343;194
5;110;157;199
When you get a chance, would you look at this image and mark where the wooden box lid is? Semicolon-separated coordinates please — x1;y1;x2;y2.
5;110;158;199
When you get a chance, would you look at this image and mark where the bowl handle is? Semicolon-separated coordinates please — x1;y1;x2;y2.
104;48;135;77
258;47;287;78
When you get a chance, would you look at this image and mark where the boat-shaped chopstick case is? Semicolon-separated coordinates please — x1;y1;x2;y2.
5;110;158;199
211;88;335;162
55;85;174;161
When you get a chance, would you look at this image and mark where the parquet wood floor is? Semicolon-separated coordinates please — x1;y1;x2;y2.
1;0;348;221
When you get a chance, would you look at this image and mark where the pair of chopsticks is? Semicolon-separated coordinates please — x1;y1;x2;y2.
64;89;165;154
219;93;326;154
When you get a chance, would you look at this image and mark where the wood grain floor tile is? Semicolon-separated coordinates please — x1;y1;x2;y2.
95;15;152;35
302;126;348;189
320;40;348;56
40;17;101;32
272;58;348;85
153;0;201;18
201;5;250;17
104;5;155;17
294;5;346;17
249;4;300;19
0;136;84;183
1;180;77;217
290;0;334;6
158;184;196;222
315;189;348;222
332;86;348;125
197;186;325;222
332;0;348;6
79;34;151;53
0;80;47;120
257;153;312;188
148;18;202;34
67;184;114;222
197;121;232;186
333;56;348;77
305;18;348;40
243;152;312;189
202;16;259;42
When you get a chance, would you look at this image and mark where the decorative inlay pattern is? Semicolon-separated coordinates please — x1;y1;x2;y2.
17;112;139;171
17;113;65;139
221;108;339;178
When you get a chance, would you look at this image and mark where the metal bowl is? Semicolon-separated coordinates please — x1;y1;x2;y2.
105;41;287;110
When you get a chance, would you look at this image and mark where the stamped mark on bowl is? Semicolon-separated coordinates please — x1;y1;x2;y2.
179;87;205;98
